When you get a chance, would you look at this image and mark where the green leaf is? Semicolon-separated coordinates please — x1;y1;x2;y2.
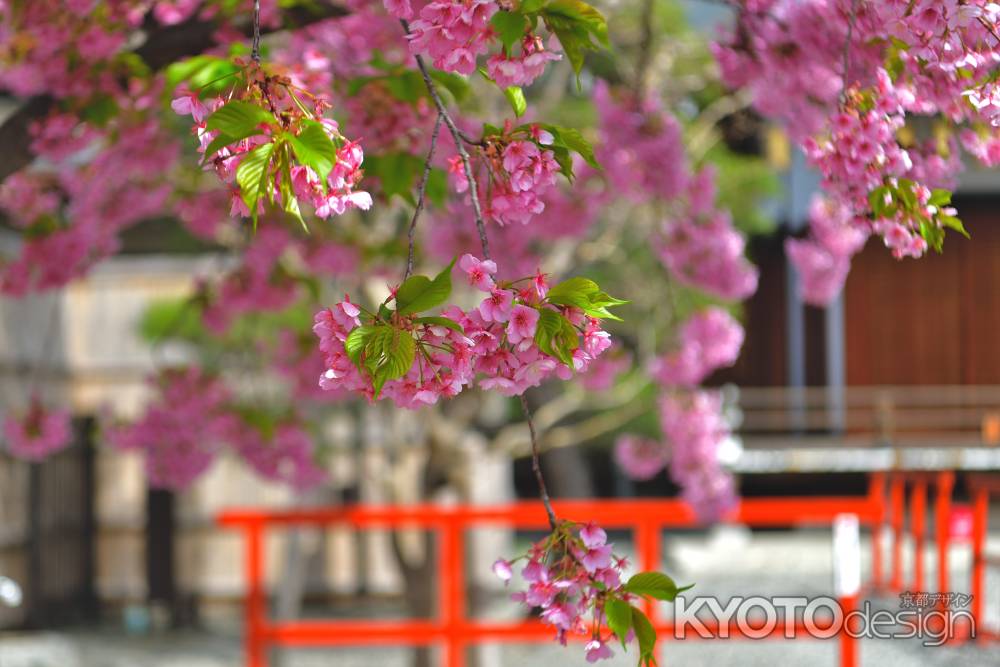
358;325;417;398
940;214;970;238
604;598;633;649
345;325;376;367
544;0;609;44
548;144;575;181
504;86;528;117
278;145;307;230
534;308;578;366
236;142;276;227
203;132;239;160
546;277;627;320
288;120;337;187
928;188;952;208
491;11;529;53
868;186;889;218
542;0;609;75
395;258;456;315
540;124;600;169
414;316;465;334
624;572;690;602
429;69;472;103
520;0;549;12
206;101;274;140
630;607;658;667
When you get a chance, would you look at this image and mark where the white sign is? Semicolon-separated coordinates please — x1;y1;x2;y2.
833;513;861;597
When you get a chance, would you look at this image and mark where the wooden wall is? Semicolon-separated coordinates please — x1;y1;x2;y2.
843;196;1000;386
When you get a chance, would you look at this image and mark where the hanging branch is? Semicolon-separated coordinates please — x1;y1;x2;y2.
402;21;558;527
401;20;491;261
251;0;262;63
521;394;558;529
405;113;444;279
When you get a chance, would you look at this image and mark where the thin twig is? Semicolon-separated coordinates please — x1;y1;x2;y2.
840;0;859;101
405;113;444;279
251;0;262;63
401;20;491;261
520;393;557;529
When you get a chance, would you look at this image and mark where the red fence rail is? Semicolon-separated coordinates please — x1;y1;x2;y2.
967;473;1000;642
220;484;889;667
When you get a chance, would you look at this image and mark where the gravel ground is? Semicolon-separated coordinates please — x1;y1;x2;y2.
1;527;998;667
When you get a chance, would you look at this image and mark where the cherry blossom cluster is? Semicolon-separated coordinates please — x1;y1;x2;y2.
592;82;758;301
785;195;869;305
616;308;743;520
108;367;327;490
391;0;566;92
2;399;73;462
172;65;371;226
713;0;999;267
494;520;681;664
401;0;498;75
200;226;300;334
494;521;627;660
313;255;620;407
594;82;689;203
449;124;563;226
658;391;737;522
648;308;745;388
0;113;178;295
657;187;759;302
487;34;563;89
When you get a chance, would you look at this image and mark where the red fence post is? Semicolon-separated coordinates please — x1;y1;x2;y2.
440;517;466;667
935;472;954;609
890;475;905;592
869;473;886;591
245;522;266;667
912;479;927;592
635;519;662;623
838;595;858;667
971;486;988;641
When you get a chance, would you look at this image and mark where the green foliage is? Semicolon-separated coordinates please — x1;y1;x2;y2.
505;86;528;117
868;180;967;253
534;308;580;365
624;571;692;601
631;605;658;666
350;325;416;398
203;101;275;158
395;259;455;315
491;10;529;53
413;316;465;333
165;55;242;99
288;120;337;188
539;0;609;76
236;142;276;227
604;598;633;649
545;276;628;320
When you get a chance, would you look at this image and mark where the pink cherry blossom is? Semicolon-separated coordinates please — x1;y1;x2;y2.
458;253;497;291
506;304;539;345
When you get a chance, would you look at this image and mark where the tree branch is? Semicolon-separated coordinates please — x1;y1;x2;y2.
0;1;348;184
405;113;443;279
401;20;492;261
520;393;557;529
